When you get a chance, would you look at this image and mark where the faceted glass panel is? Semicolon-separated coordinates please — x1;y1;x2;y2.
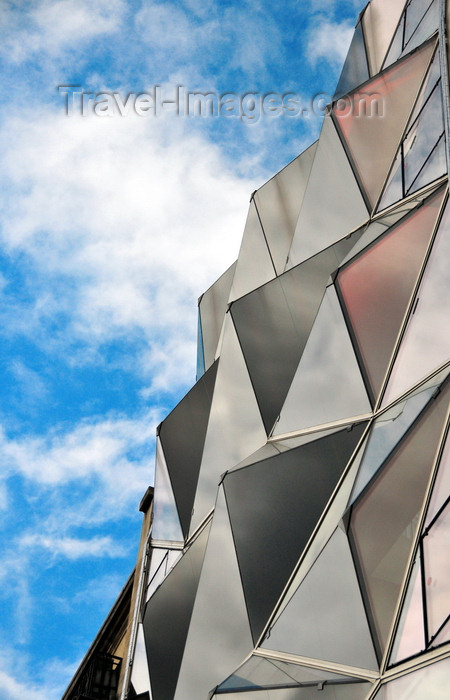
200;262;236;370
382;195;450;405
174;488;253;700
287;116;368;266
350;382;450;657
254;142;317;275
224;423;367;641
231;236;361;435
426;429;450;528
130;624;151;696
389;553;425;664
334;41;436;207
196;310;205;380
151;439;183;544
405;0;436;45
190;315;266;536
375;656;450;700
363;0;409;75
262;528;378;670
215;678;372;700
274;287;371;435
337;187;445;401
143;522;210;700
334;22;370;99
404;0;439;56
158;360;218;538
350;385;436;504
423;505;450;641
229;199;276;302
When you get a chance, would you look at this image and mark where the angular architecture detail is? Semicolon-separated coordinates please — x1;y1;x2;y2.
64;2;450;699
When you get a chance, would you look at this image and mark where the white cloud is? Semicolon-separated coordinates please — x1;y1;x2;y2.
19;533;127;559
0;670;49;700
0;108;255;391
307;20;354;66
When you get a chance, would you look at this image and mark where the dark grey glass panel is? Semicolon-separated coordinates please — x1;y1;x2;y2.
350;381;450;657
350;385;436;504
173;488;253;700
262;528;378;670
199;261;236;370
158;360;218;538
334;22;370;99
143;522;210;700
231;236;361;434
223;423;366;641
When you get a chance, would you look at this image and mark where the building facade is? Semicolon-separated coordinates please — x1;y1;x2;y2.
65;1;450;698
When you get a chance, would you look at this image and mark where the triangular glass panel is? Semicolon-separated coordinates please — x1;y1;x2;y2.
423;503;450;643
174;488;253;700
374;656;450;700
130;623;151;696
377;149;404;211
229;199;276;302
196;309;206;380
199;261;236;370
408;135;447;194
334;21;370;99
362;0;407;76
190;315;266;537
404;0;439;55
254;142;317;275
274;286;371;435
404;0;435;45
159;359;218;538
389;552;425;665
350;384;436;504
223;423;367;642
262;528;378;670
151;438;183;544
287;116;368;266
333;41;435;207
349;381;450;659
426;428;450;528
143;521;211;700
337;186;445;402
231;235;362;435
382;193;449;405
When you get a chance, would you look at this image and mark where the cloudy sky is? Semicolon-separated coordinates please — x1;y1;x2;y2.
0;0;364;697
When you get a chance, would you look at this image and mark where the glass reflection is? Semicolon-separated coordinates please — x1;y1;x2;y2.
424;505;450;641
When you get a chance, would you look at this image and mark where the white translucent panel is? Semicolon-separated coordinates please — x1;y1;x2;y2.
229;199;276;302
174;488;253;700
274;286;371;436
389;554;425;664
363;0;412;75
151;438;183;544
190;315;266;536
262;528;378;671
130;623;152;695
200;262;236;370
424;506;450;640
426;429;450;527
254;142;317;275
382;198;450;406
286;117;368;266
433;618;450;645
377;656;450;700
350;386;435;504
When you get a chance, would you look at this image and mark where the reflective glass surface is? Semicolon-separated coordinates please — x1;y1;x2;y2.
255;142;317;275
389;553;425;664
424;505;450;641
200;262;236;369
337;187;444;401
334;41;435;207
229;199;276;302
404;84;444;194
231;237;361;435
214;680;371;700
190;315;266;536
159;360;218;538
404;0;436;45
363;0;409;75
383;195;450;405
404;0;439;58
274;287;371;435
143;522;211;700
334;22;370;99
375;656;450;700
224;423;366;641
350;383;450;656
151;438;183;543
196;310;205;380
174;488;253;700
426;429;450;527
287;116;368;266
130;624;151;695
262;528;377;670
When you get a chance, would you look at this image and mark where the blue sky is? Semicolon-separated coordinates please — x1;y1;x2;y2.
0;0;364;697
